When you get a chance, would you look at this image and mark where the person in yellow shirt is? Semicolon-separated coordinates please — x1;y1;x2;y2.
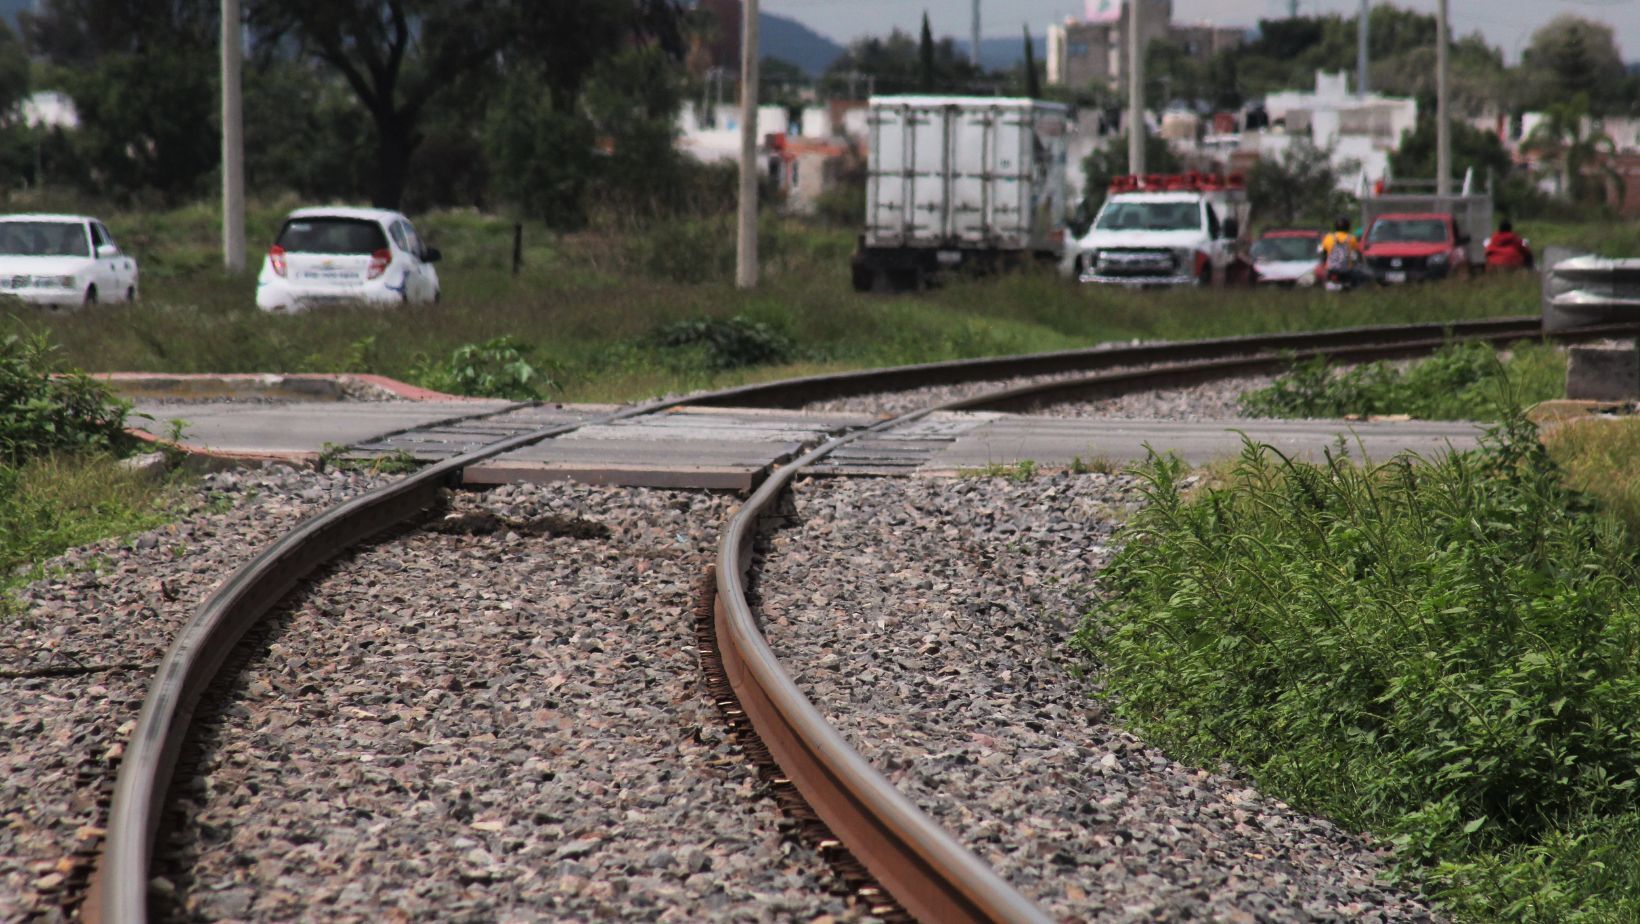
1319;216;1365;290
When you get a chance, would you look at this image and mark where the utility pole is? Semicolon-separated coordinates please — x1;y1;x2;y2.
1127;0;1144;175
971;0;981;68
1435;0;1450;196
1356;0;1368;98
736;0;760;289
220;0;245;272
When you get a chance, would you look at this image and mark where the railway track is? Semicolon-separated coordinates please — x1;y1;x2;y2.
69;316;1633;922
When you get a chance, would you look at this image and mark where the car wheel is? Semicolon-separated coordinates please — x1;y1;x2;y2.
1197;265;1212;287
126;286;137;303
84;285;97;305
434;288;441;304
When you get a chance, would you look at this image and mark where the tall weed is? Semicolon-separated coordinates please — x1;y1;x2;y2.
1242;340;1565;420
0;333;133;463
1076;415;1640;917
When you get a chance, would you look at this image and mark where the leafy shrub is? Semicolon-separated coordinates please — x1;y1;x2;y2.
646;315;795;371
1075;416;1640;917
0;333;133;464
1242;340;1566;420
411;336;555;400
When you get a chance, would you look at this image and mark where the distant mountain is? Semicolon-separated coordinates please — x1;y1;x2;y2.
956;36;1049;72
756;13;1045;77
761;12;845;76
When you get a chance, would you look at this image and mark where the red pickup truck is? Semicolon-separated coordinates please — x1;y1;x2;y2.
1361;212;1470;283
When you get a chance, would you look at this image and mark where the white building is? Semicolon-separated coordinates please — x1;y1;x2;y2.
1253;72;1417;192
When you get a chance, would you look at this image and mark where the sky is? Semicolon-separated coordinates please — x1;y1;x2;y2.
759;0;1640;65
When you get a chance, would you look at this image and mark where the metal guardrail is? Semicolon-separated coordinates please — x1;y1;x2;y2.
1542;246;1640;333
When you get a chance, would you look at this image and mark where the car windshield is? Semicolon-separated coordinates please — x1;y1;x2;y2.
1368;219;1448;244
1251;236;1319;262
276;217;389;254
1094;201;1201;232
0;221;89;257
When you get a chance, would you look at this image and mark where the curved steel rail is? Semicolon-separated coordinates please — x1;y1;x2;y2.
87;315;1635;923
85;395;697;924
703;317;1640;923
714;405;1054;924
690;316;1558;408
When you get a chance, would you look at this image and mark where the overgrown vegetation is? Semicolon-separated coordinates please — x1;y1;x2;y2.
0;333;133;462
0;454;178;610
1543;418;1640;535
1242;340;1566;421
0;334;179;614
1075;418;1640;920
411;336;556;401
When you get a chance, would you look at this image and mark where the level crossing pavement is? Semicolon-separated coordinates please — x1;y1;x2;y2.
125;396;1485;491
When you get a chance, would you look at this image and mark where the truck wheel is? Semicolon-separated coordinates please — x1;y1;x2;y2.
1197;265;1212;287
852;264;873;293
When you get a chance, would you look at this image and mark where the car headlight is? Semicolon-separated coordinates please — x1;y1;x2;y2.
1428;252;1448;266
1081;249;1101;271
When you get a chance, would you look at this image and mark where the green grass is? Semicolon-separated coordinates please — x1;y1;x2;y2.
1075;418;1640;921
7;202;1607;403
1544;418;1640;535
0;454;185;614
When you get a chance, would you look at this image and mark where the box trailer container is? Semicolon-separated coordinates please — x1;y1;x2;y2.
853;95;1070;292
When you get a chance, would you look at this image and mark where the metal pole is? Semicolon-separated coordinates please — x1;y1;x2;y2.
1435;0;1450;197
221;0;245;272
971;0;981;68
736;0;760;289
1357;0;1368;98
1127;0;1144;175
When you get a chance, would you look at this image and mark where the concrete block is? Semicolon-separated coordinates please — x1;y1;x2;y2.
1566;345;1640;401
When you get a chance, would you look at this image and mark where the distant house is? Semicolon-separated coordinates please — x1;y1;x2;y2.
19;91;78;130
1249;72;1417;193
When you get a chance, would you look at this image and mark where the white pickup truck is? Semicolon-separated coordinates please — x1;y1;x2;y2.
1069;174;1250;286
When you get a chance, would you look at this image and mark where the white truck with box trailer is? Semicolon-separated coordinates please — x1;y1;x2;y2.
852;95;1070;293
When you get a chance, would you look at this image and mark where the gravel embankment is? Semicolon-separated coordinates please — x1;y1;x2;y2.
752;473;1438;923
1;466;389;922
151;482;857;923
800;371;1276;421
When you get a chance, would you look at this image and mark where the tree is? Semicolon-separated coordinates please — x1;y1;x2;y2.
0;20;32;189
1520;15;1627;115
19;0;219;200
1022;25;1040;99
1520;93;1622;208
1076;133;1179;226
246;0;513;209
823;25;984;95
1248;140;1356;228
918;12;935;92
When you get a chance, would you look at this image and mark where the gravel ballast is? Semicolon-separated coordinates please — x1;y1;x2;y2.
1;466;390;922
151;482;856;923
751;473;1437;922
800;371;1277;421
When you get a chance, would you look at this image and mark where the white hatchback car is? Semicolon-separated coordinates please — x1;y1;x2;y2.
256;207;441;312
0;213;139;306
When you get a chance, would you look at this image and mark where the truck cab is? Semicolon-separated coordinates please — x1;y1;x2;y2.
1361;212;1469;283
1071;173;1249;286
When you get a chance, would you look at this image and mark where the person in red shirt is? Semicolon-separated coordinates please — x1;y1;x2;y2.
1485;220;1534;270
